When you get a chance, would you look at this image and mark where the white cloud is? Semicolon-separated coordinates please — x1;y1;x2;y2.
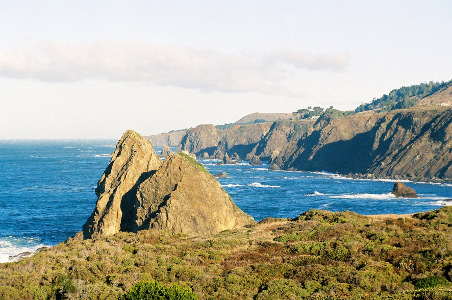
0;41;349;94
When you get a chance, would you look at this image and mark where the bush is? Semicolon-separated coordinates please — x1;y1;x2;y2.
122;281;198;300
414;276;449;289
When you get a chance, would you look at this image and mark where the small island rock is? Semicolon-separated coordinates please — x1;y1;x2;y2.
249;155;262;166
160;145;173;158
214;172;227;178
223;153;233;164
391;182;418;198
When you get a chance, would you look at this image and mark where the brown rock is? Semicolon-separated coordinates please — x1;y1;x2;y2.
391;182;418;198
160;145;172;158
132;153;254;235
269;163;280;170
201;152;210;159
223;153;233;164
249;155;262;166
83;130;163;238
212;149;224;160
214;171;227;178
231;152;241;161
83;130;254;238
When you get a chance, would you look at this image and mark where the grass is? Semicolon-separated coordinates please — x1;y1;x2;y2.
0;207;451;299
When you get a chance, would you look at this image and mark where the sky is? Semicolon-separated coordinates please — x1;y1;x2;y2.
1;1;451;139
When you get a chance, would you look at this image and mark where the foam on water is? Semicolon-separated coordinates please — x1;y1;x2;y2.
330;193;396;200
248;182;280;188
307;191;326;196
222;184;243;188
0;237;46;263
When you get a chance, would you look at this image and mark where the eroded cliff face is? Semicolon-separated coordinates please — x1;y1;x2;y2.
145;129;187;147
180;123;272;158
280;108;452;181
83;130;163;238
83;130;254;239
170;107;452;181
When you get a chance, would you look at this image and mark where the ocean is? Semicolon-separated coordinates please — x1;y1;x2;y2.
1;140;451;263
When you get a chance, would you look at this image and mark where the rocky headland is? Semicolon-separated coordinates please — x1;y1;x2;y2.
146;81;452;183
83;130;254;239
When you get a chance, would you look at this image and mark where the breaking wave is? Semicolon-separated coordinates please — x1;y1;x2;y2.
248;182;280;188
330;193;396;200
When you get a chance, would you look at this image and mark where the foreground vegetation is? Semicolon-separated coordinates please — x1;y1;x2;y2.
1;207;451;299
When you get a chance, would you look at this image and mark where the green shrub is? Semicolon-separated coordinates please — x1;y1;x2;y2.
414;276;449;289
122;281;198;300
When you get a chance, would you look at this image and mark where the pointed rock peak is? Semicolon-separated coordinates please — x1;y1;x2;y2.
82;130;162;239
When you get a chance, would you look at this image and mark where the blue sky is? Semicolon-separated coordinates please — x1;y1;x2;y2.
1;1;451;139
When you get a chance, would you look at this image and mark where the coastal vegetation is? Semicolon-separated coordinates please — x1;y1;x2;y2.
355;80;451;113
1;207;451;299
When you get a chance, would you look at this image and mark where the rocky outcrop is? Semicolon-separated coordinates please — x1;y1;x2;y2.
269;163;280;171
212;149;224;160
214;172;227;178
179;123;272;158
160;145;172;158
391;182;418;198
130;153;254;235
83;130;163;238
222;153;233;164
231;153;241;162
249;155;262;166
83;130;254;238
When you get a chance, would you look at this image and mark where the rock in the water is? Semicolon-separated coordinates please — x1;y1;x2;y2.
83;130;254;238
269;163;280;170
160;145;173;158
391;182;418;198
231;152;241;162
222;153;233;164
214;172;227;178
201;152;210;159
212;149;224;160
249;155;262;166
83;130;163;239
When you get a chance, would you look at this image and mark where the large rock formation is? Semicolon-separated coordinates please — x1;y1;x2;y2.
83;130;162;238
83;130;254;238
391;182;418;198
132;153;253;235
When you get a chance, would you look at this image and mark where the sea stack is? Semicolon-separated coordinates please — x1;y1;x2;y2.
249;155;263;166
160;144;173;158
83;130;254;238
391;182;418;198
83;130;163;238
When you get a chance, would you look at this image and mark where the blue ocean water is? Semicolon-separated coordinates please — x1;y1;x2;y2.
1;140;451;263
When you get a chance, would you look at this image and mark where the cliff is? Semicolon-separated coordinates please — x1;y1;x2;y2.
83;130;253;238
145;129;187;147
277;108;452;181
168;107;452;182
179;122;272;158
